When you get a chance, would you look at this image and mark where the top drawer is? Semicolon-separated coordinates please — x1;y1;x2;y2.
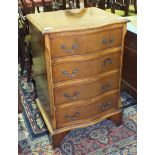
50;28;122;58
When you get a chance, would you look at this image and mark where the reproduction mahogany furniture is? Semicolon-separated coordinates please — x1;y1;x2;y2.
111;0;130;16
19;0;53;14
26;7;128;148
111;0;137;16
121;29;137;98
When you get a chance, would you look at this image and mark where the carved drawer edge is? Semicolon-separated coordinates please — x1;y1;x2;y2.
52;46;122;64
55;109;122;134
57;107;117;128
35;96;121;135
56;89;119;109
53;70;120;88
49;24;124;38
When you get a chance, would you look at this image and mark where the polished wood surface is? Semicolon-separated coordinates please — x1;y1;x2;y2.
52;130;70;148
50;28;122;58
108;110;122;126
26;7;128;33
54;73;119;105
121;30;137;97
36;92;121;135
56;92;118;128
28;8;128;148
52;49;121;82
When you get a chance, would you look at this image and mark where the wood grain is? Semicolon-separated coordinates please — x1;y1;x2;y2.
108;110;122;126
52;130;70;148
54;73;120;105
53;109;122;134
44;35;57;129
56;92;118;128
26;7;128;34
121;30;137;97
52;49;121;83
27;8;128;147
50;28;122;58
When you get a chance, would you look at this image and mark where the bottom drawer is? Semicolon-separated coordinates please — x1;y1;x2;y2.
56;92;119;128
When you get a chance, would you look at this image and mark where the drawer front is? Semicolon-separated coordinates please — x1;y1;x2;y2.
56;92;118;128
51;28;122;58
53;50;121;83
54;73;119;105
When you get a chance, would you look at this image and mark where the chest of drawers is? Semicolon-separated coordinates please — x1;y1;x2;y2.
26;7;128;148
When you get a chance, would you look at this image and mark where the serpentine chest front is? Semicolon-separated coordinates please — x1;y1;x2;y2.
27;7;128;148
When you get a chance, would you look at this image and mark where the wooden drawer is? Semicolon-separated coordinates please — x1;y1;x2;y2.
54;73;119;105
56;92;118;128
52;49;121;83
51;28;122;58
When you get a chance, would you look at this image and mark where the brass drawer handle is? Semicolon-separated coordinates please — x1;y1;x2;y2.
102;58;114;67
61;43;78;53
62;69;78;78
101;82;112;92
64;112;80;121
102;102;112;111
102;36;115;47
64;91;80;101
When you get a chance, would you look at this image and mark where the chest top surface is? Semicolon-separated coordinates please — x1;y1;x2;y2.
26;7;128;34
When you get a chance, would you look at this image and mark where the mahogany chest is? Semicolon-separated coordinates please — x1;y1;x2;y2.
122;30;137;97
26;7;128;148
